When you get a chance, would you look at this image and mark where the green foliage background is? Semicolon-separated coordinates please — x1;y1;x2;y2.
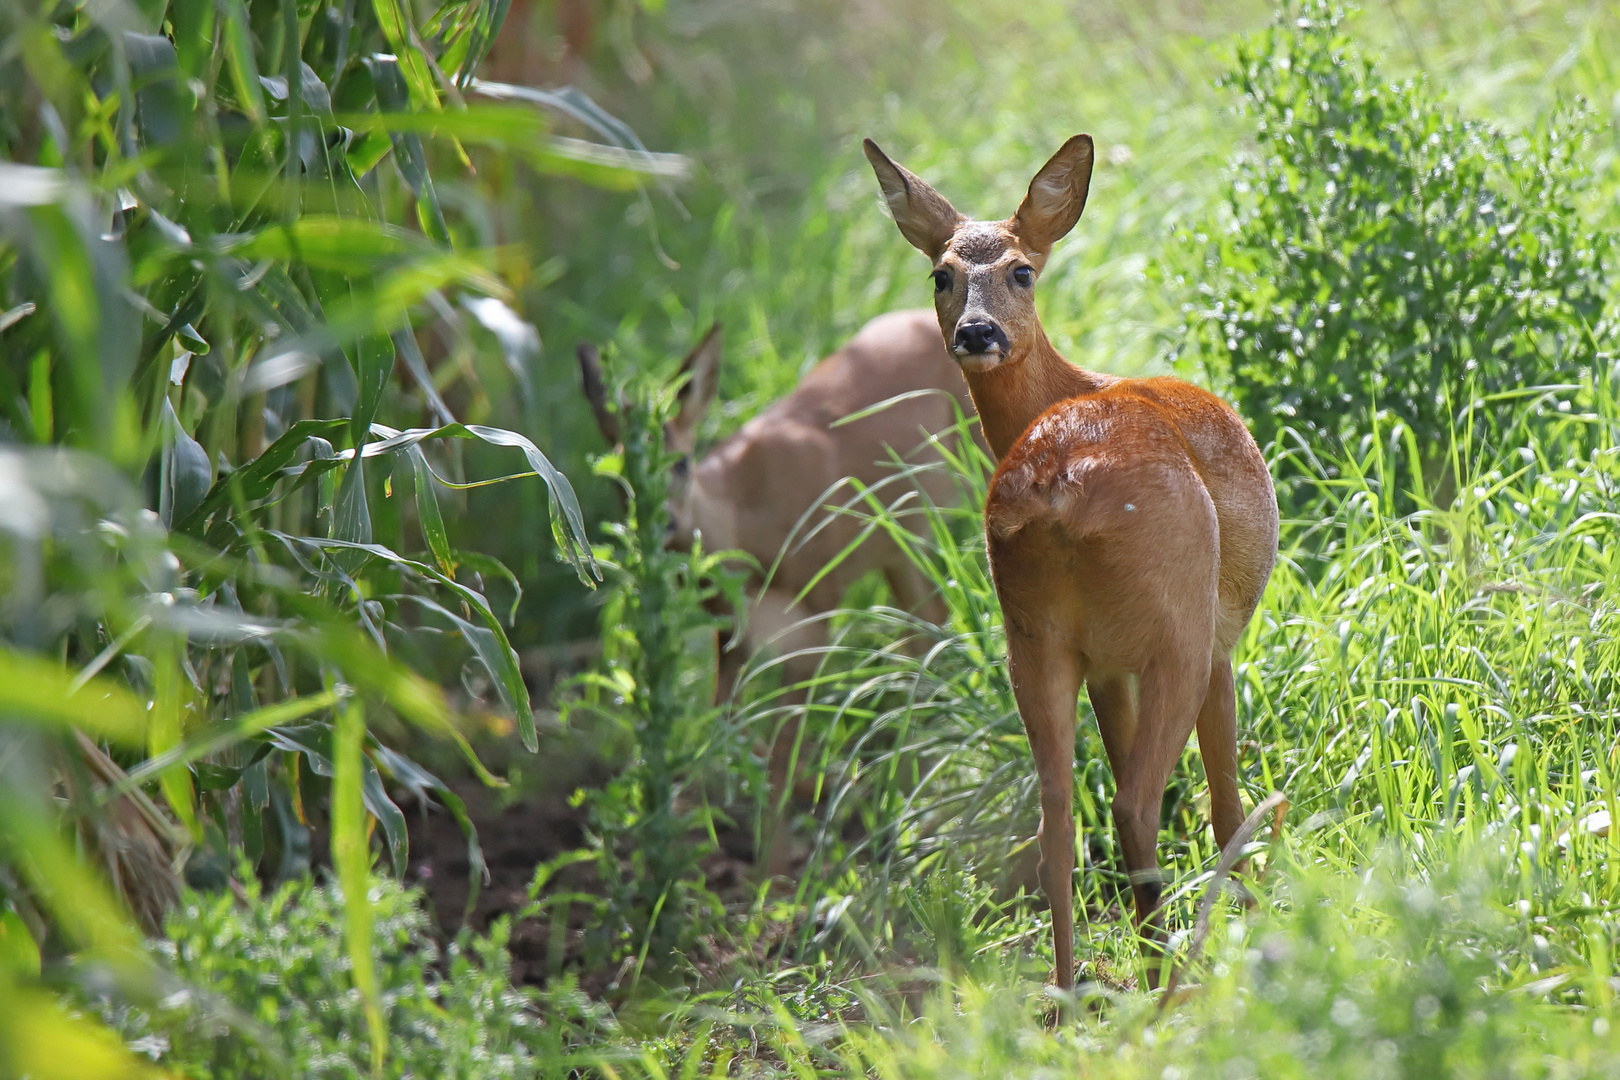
2;0;1620;1075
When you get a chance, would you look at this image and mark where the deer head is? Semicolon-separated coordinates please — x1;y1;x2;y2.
576;324;722;550
862;135;1094;373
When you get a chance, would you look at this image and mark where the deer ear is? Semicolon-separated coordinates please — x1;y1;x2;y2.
863;139;963;261
1011;134;1094;253
576;343;620;446
670;323;722;453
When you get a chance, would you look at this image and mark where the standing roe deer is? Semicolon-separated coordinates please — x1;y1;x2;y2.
577;317;976;825
864;134;1278;987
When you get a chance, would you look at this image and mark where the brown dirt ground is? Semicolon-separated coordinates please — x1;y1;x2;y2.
400;749;769;990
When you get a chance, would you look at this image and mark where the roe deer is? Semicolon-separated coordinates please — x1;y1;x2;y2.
864;134;1278;987
577;317;976;839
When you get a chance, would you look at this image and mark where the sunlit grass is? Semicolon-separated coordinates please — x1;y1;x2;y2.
626;374;1620;1078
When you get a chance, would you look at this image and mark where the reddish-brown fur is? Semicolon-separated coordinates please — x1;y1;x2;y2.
865;134;1278;988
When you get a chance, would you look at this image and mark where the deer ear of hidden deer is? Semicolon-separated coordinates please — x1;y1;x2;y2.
865;133;1279;990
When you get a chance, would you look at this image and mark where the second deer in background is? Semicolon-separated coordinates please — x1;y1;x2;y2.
578;313;977;864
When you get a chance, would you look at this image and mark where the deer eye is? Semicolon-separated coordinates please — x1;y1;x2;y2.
931;269;951;292
1012;266;1034;287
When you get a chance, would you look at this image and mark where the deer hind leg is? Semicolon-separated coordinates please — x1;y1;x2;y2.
1005;629;1083;990
1102;650;1211;987
1196;655;1245;853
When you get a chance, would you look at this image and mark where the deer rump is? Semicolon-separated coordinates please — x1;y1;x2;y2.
987;384;1280;660
985;395;1221;673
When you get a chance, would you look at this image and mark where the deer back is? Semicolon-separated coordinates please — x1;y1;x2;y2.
689;310;974;602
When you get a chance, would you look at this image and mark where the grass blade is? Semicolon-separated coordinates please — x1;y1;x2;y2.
408;445;455;575
0;651;148;746
331;694;386;1077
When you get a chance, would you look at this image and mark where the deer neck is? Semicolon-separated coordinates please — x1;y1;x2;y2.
961;329;1112;461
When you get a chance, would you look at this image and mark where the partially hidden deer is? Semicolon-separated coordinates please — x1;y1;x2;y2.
864;134;1279;988
577;317;976;848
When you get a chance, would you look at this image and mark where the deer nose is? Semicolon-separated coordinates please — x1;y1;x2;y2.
953;321;1006;355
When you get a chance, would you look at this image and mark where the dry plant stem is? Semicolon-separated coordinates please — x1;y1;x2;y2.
1157;789;1289;1013
72;730;186;932
74;731;187;857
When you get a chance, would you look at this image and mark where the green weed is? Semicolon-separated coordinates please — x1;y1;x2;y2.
79;873;615;1079
565;357;749;976
1183;1;1616;476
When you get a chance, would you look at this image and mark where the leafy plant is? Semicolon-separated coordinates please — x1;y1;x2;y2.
79;873;618;1079
567;360;746;974
1182;0;1614;480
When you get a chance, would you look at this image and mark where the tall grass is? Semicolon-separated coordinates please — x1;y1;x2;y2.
613;355;1620;1077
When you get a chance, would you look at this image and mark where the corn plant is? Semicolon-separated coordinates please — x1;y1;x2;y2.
0;0;680;1069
